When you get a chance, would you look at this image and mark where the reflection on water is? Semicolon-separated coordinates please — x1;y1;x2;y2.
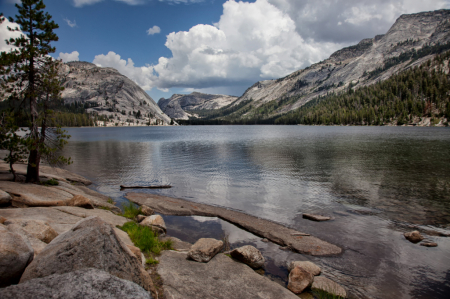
64;126;450;299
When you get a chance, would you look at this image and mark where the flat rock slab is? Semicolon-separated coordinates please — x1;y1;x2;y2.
303;214;331;222
0;162;92;185
0;268;152;299
127;193;342;256
158;251;299;299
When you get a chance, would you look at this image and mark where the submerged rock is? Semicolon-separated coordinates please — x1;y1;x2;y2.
288;261;321;276
303;213;331;222
19;216;153;292
311;276;347;298
188;238;223;263
230;245;265;269
0;230;34;287
0;268;152;299
287;266;314;294
404;231;424;243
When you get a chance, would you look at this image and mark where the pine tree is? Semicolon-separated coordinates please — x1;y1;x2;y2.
0;1;70;182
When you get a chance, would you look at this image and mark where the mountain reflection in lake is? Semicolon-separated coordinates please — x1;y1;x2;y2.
64;126;450;299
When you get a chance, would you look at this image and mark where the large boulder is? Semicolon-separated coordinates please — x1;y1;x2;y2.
0;189;12;205
287;266;314;294
4;219;58;243
0;268;152;299
188;238;223;263
140;215;166;233
230;245;265;269
19;216;153;292
158;250;299;299
288;261;321;276
404;231;424;243
0;230;34;287
311;276;347;298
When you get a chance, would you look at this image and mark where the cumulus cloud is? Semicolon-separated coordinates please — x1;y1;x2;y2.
92;0;450;94
64;18;77;28
147;25;161;35
58;51;80;62
267;0;450;43
72;0;204;6
0;18;23;53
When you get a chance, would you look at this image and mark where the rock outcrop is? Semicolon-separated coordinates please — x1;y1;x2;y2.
0;268;152;299
230;245;265;269
0;230;34;287
60;61;171;126
19;216;153;292
187;238;223;263
158;250;299;299
158;92;238;120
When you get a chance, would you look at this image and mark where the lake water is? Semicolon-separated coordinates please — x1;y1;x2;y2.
63;126;450;299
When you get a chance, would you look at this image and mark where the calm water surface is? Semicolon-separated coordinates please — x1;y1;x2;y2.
63;126;450;299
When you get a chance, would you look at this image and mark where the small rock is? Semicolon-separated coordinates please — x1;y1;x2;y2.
312;276;347;298
0;216;6;224
230;245;265;269
0;268;152;299
4;219;58;243
67;195;94;209
0;230;34;287
288;261;321;276
188;238;223;263
0;190;12;205
141;215;166;233
404;231;424;243
287;266;314;294
420;242;438;247
136;215;146;223
140;205;154;216
303;213;331;221
261;238;269;242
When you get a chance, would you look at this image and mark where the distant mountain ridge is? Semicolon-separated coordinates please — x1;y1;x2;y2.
60;61;171;126
158;92;238;120
175;9;450;124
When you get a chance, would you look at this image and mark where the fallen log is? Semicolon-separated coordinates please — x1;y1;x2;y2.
120;185;172;190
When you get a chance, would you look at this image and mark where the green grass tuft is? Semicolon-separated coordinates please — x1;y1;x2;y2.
146;257;159;265
107;198;115;204
121;201;142;219
118;221;172;255
42;178;59;186
312;289;345;299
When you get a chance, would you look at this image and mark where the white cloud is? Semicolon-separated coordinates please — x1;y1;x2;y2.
72;0;104;7
91;0;450;94
0;18;23;53
147;25;161;35
58;51;80;62
64;18;77;28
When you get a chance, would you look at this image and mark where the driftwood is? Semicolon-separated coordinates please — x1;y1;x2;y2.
120;185;172;190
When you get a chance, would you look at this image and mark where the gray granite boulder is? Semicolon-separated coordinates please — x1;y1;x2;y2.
287;266;314;294
312;276;347;298
19;216;153;292
288;261;321;276
141;215;166;233
188;238;223;263
230;245;265;269
158;251;299;299
0;230;34;287
0;189;12;205
0;268;152;299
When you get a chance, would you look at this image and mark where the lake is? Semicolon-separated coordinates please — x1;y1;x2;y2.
63;125;450;299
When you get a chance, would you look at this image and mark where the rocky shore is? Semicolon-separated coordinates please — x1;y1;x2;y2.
0;161;347;298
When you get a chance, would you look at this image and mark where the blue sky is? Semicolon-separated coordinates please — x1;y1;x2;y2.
2;0;450;102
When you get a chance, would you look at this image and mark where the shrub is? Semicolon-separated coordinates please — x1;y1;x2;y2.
121;201;141;219
118;221;172;255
